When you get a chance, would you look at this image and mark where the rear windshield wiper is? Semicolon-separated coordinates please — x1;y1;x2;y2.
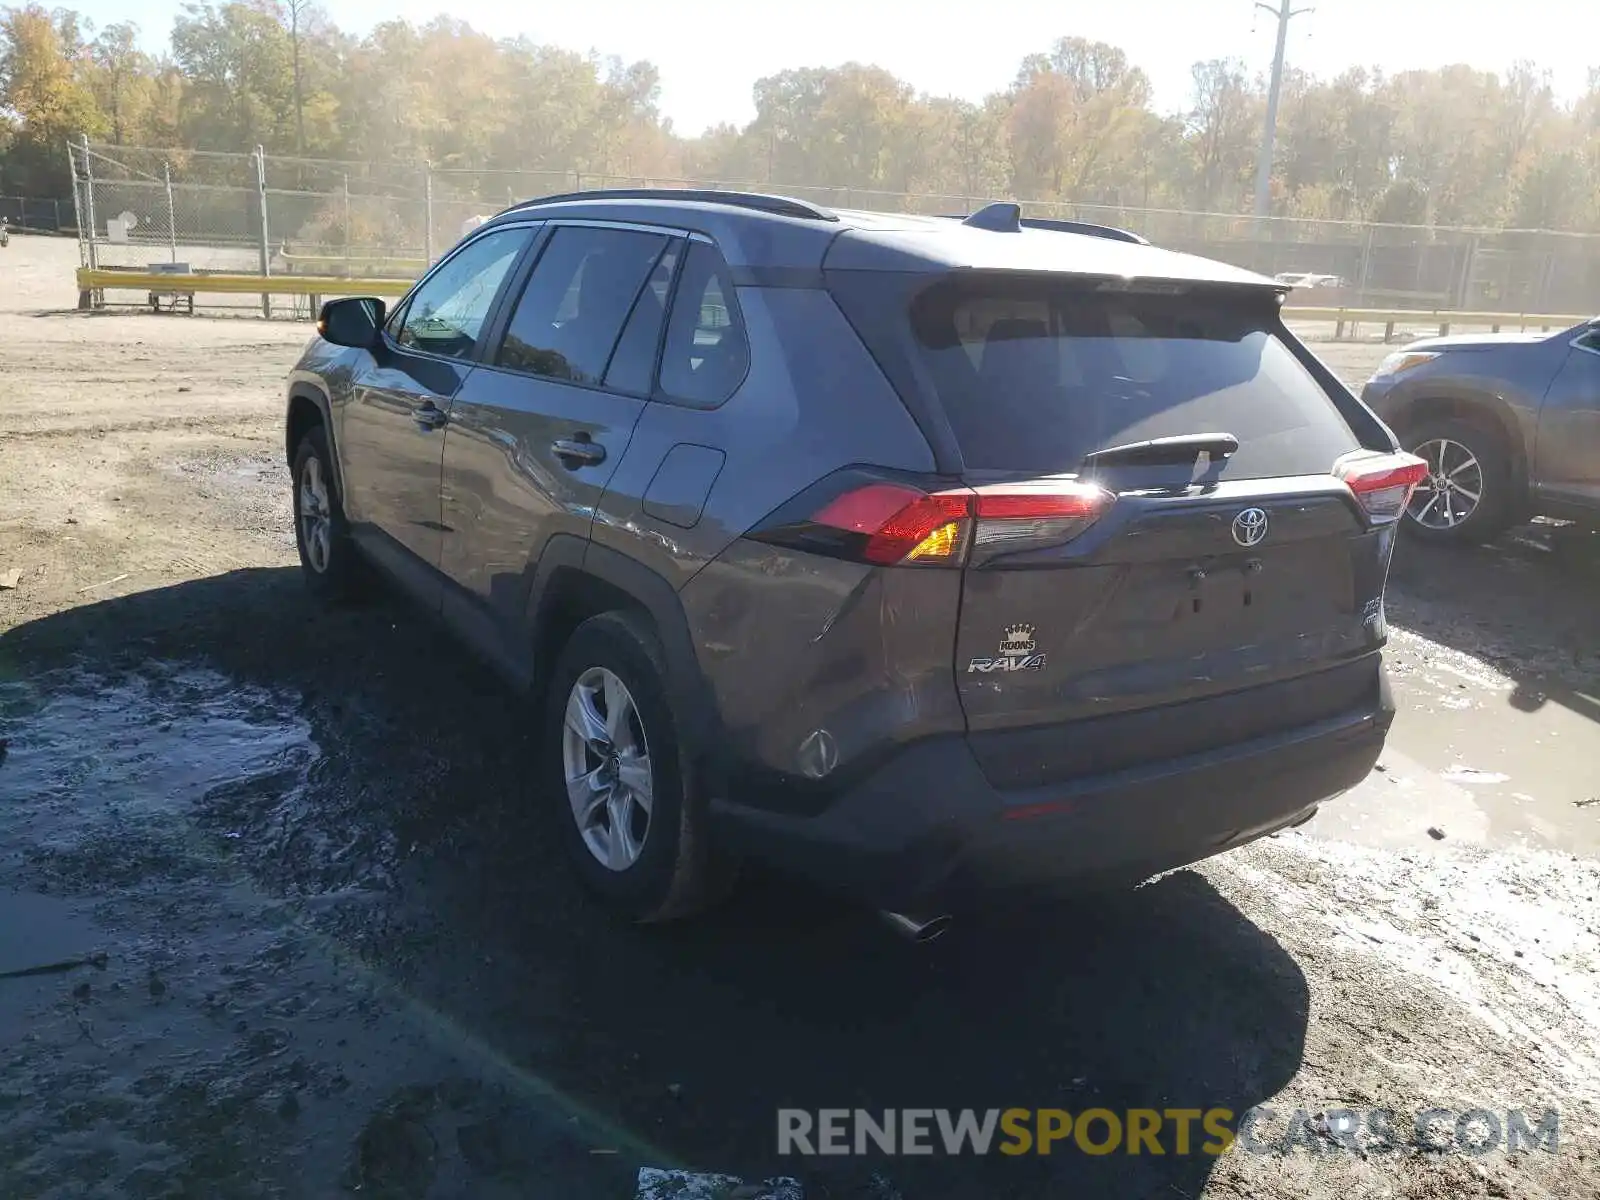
1080;433;1240;469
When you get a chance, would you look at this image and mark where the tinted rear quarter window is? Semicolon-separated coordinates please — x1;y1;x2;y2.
658;241;749;408
910;278;1359;478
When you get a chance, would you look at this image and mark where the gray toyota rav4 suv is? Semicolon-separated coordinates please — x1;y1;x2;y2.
285;191;1418;929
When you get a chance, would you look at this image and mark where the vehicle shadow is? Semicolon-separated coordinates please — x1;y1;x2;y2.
1387;523;1600;728
0;568;1311;1197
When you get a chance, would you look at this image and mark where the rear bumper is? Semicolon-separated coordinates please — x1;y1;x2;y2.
711;665;1394;910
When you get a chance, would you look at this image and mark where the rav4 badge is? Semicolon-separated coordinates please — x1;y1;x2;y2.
967;624;1047;674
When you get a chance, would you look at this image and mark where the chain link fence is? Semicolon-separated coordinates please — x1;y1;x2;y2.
69;140;1600;317
0;195;72;233
71;142;261;278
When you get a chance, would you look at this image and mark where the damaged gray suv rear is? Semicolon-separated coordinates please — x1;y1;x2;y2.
285;191;1418;930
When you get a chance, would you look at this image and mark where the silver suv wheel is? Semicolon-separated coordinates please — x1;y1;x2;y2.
561;666;654;871
1407;436;1484;531
298;455;333;573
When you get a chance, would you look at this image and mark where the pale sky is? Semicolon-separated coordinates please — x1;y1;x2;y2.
77;0;1596;135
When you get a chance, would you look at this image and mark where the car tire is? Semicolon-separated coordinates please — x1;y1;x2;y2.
291;426;363;601
1399;416;1514;545
546;611;732;923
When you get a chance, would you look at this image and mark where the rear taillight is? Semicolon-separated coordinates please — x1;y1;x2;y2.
1335;452;1429;522
812;484;972;564
969;483;1111;560
755;475;1114;567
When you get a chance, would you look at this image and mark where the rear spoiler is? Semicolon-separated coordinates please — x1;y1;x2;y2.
1017;217;1148;245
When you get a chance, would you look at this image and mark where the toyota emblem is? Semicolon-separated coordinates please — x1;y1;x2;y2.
1231;507;1269;547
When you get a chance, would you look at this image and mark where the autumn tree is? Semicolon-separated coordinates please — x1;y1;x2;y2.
1008;38;1152;202
5;4;1600;243
85;22;152;146
0;4;103;192
1186;58;1259;212
171;2;296;150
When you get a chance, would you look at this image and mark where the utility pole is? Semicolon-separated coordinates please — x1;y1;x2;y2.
287;0;309;154
1252;0;1313;218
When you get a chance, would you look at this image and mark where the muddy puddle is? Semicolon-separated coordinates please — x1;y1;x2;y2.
1305;532;1600;859
1306;625;1600;858
0;666;637;1198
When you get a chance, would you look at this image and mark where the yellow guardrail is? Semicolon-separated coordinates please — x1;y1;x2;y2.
276;252;428;276
1284;306;1592;335
78;267;414;299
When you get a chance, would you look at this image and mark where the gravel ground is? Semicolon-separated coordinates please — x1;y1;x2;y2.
3;233;1599;1199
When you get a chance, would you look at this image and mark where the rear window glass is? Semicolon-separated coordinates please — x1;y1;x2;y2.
910;279;1358;477
497;225;669;385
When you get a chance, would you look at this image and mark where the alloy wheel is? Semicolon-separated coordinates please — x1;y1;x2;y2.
561;666;654;872
1407;437;1485;531
298;455;333;573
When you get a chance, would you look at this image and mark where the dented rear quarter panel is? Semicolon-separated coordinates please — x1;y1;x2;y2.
590;285;952;787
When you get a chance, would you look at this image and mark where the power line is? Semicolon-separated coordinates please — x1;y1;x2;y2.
1253;0;1314;218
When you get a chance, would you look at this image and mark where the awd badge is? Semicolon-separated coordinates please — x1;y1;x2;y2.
967;623;1047;674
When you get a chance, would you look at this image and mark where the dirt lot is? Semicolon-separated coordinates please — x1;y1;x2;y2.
3;232;1600;1199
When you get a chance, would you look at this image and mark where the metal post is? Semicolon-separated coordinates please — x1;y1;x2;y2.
1536;250;1556;313
423;161;434;264
1252;0;1312;219
67;143;85;255
80;134;98;270
1356;223;1375;306
253;145;271;318
163;161;177;263
342;173;351;264
70;178;94;309
1456;234;1480;310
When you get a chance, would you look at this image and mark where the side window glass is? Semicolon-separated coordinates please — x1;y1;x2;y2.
603;242;681;395
1577;330;1600;354
383;299;409;340
658;241;749;408
395;228;529;359
497;226;669;385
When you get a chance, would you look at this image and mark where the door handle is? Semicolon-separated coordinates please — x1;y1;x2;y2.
413;402;448;430
552;437;606;468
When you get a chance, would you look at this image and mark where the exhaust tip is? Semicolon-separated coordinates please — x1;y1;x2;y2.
879;910;954;944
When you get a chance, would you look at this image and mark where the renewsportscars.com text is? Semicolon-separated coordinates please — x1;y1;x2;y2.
776;1107;1560;1157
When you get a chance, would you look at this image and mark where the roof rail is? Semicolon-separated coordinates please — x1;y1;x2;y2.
1019;217;1149;245
508;188;839;222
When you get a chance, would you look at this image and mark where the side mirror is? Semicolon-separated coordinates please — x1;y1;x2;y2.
317;297;385;349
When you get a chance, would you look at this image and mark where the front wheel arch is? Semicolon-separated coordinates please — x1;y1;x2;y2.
285;385;331;466
1396;394;1529;510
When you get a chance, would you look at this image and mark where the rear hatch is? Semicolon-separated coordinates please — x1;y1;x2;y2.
839;271;1419;789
